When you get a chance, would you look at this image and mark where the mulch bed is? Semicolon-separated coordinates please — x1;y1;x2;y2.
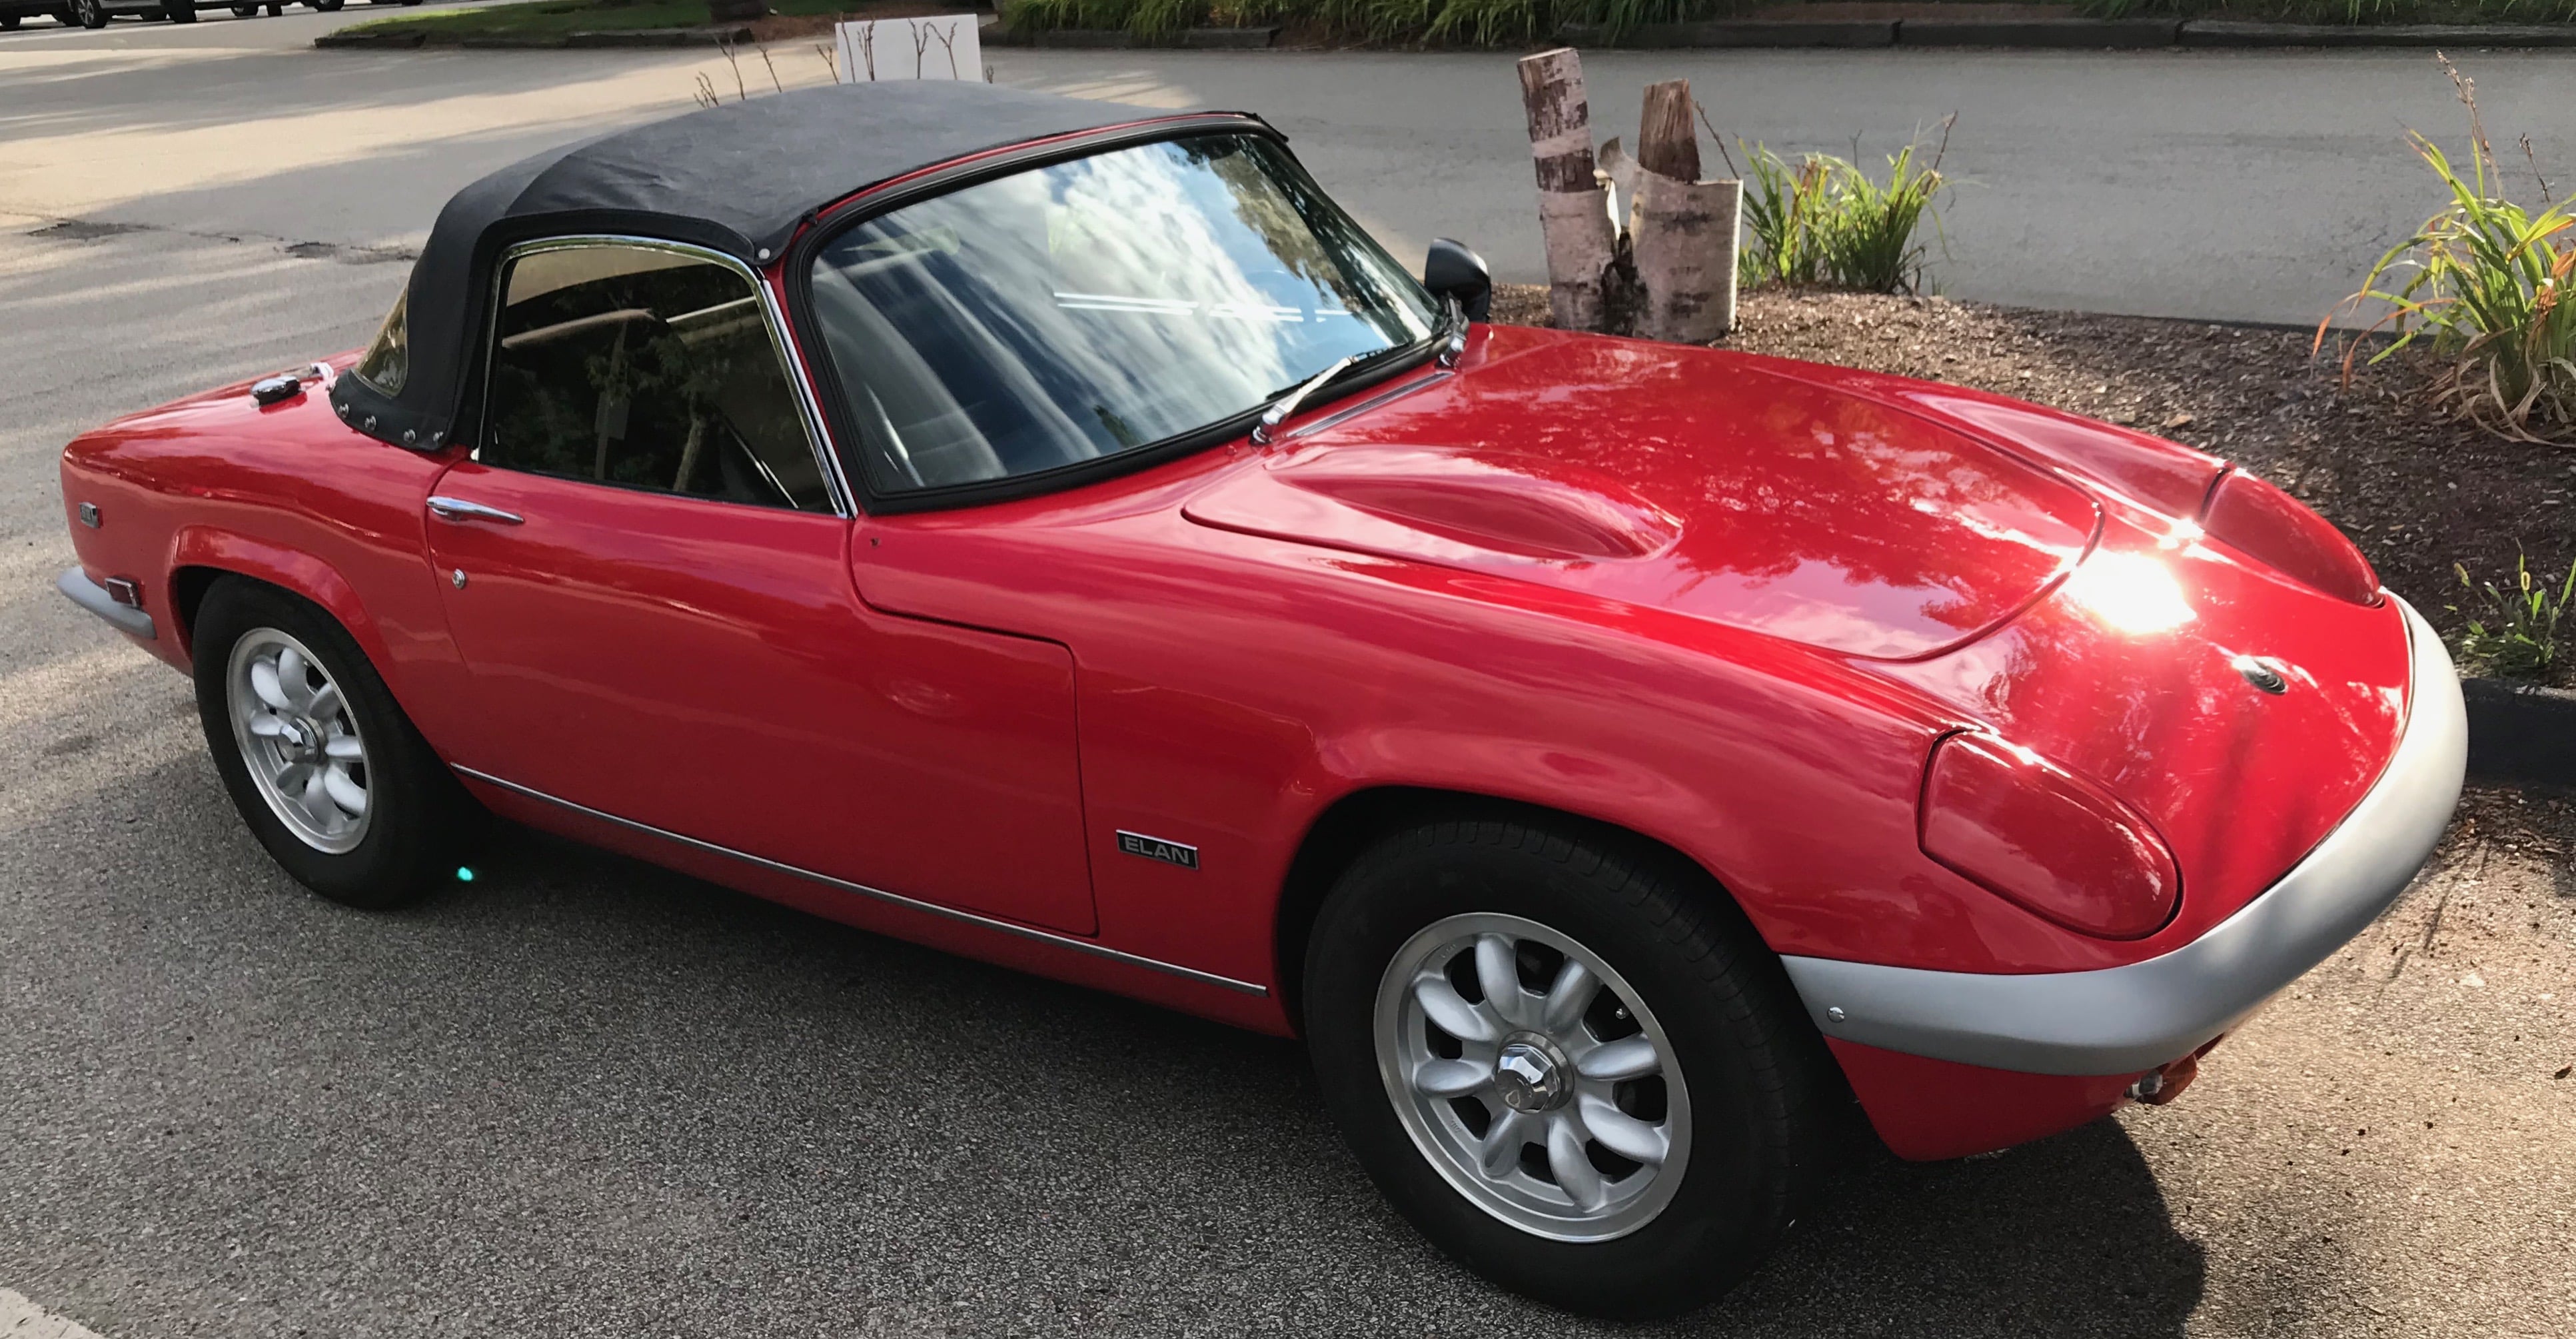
1491;282;2576;682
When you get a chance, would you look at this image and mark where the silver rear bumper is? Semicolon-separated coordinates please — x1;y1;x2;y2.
1783;596;2466;1077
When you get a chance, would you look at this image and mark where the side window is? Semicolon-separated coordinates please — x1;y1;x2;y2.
482;243;831;513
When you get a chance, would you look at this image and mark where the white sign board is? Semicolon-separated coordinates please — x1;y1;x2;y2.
834;15;983;83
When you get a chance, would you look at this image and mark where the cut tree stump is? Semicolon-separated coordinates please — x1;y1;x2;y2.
1627;77;1739;342
1632;174;1740;342
1517;48;1615;333
1635;80;1700;181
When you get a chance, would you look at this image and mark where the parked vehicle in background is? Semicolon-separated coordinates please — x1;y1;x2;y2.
0;0;71;27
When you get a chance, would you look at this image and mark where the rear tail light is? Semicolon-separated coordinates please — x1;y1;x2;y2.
1918;731;2181;940
2198;469;2380;606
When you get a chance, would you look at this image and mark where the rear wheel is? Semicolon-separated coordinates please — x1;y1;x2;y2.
163;1;195;23
231;4;257;14
306;0;342;9
71;0;105;27
1304;815;1834;1319
193;579;464;910
0;13;20;30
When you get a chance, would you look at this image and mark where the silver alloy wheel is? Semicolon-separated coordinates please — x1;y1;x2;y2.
1375;912;1691;1243
227;627;371;854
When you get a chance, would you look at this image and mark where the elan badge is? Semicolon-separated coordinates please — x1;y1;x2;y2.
1117;830;1200;870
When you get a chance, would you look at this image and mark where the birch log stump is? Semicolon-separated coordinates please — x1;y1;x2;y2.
1517;49;1614;333
1628;79;1740;342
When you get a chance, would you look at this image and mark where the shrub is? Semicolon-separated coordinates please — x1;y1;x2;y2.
1738;119;1953;295
2451;551;2576;679
1004;0;1720;43
2321;58;2576;443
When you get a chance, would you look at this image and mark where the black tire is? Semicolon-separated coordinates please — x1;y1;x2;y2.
193;579;464;910
163;1;195;23
308;0;342;10
0;13;20;30
231;5;257;15
71;0;105;27
1303;814;1834;1319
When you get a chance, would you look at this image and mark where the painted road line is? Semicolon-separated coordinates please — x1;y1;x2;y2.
0;1288;107;1339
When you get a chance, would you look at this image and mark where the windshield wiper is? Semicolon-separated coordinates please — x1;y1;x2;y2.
1251;354;1355;445
1249;327;1441;445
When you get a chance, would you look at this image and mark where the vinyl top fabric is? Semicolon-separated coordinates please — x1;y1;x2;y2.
331;81;1230;453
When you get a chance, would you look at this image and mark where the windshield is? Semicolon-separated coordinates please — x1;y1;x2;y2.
806;134;1439;497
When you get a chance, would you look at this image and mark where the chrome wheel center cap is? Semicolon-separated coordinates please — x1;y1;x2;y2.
1495;1034;1571;1114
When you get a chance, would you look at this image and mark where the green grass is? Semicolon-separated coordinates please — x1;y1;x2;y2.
2078;0;2576;23
999;0;2576;41
348;0;2576;43
337;0;856;39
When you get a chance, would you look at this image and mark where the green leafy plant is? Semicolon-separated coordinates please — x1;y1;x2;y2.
1004;0;1724;43
2319;57;2576;443
1736;118;1952;295
2451;551;2576;679
1740;146;1833;287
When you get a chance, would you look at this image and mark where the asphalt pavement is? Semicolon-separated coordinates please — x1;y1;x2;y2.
3;13;2575;1338
12;9;2576;324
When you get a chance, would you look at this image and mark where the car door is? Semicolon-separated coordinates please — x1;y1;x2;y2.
421;237;1097;934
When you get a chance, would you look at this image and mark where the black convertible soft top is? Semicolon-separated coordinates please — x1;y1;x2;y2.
331;81;1241;451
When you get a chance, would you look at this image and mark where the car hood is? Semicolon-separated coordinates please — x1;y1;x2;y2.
1182;328;2101;661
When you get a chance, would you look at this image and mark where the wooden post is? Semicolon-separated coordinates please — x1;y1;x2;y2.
1628;79;1740;342
1517;49;1614;333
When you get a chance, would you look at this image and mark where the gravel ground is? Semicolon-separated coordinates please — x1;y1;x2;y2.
2;229;2571;1338
1494;283;2576;682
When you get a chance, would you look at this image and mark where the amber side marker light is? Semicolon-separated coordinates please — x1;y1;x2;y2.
1918;731;2182;940
103;577;144;610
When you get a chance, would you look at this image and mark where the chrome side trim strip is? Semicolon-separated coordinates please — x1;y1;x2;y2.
450;764;1269;997
56;567;155;640
1782;595;2467;1076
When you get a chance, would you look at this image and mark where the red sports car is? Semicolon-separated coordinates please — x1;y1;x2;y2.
55;83;2464;1317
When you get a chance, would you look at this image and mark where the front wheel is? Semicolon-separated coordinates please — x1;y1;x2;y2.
305;0;342;9
1304;816;1834;1319
231;4;257;15
163;1;195;23
0;13;20;30
71;0;106;27
193;579;465;910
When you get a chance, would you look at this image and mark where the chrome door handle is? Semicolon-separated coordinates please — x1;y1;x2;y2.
426;495;524;525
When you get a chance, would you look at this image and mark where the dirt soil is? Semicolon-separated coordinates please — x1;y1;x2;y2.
1492;283;2576;680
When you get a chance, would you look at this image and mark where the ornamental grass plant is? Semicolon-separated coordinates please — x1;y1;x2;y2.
2321;58;2576;443
1738;120;1952;295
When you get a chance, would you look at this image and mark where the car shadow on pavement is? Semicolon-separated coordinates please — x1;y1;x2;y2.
1703;1120;2204;1336
436;821;2212;1338
0;750;2203;1338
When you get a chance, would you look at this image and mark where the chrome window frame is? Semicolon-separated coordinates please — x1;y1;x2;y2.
474;235;855;518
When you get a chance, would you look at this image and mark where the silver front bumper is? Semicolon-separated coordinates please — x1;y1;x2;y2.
1782;597;2467;1077
57;567;156;641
